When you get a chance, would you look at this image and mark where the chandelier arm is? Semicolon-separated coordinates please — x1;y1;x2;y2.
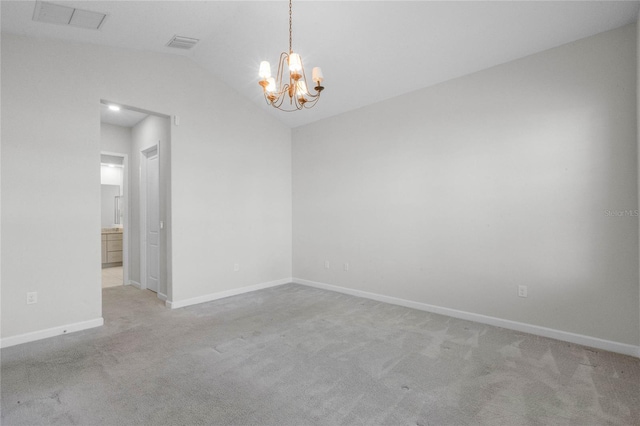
272;95;285;109
304;93;321;106
298;66;320;98
303;100;320;109
278;51;289;72
270;90;321;112
267;51;287;107
277;52;288;95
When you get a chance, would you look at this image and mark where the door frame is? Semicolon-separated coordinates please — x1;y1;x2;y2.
100;98;172;306
101;150;129;286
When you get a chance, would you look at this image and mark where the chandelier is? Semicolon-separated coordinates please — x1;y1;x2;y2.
258;0;324;111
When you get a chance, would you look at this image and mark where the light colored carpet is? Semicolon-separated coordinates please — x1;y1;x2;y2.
2;284;638;425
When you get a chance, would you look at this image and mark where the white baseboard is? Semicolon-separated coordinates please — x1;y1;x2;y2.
128;280;142;289
293;278;640;359
157;292;168;302
167;277;292;309
0;318;104;349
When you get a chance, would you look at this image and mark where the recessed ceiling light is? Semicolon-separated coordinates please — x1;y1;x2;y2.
108;105;120;111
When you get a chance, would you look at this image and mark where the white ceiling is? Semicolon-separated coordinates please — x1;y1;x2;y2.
100;103;149;128
3;1;639;128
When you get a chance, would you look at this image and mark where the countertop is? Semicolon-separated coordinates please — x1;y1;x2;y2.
101;228;123;234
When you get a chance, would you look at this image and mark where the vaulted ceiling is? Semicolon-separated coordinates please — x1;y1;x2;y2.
2;1;638;128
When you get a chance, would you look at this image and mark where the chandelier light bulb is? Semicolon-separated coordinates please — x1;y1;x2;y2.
259;61;271;79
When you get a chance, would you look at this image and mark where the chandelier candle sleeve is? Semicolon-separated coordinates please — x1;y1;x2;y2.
266;77;276;93
297;80;308;95
312;67;323;84
259;61;271;79
296;81;309;102
257;0;325;111
288;53;302;77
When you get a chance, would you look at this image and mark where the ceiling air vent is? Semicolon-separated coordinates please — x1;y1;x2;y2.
166;35;199;50
33;1;107;30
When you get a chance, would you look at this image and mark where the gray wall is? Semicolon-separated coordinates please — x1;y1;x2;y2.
100;123;132;155
293;24;639;346
1;34;292;340
637;13;640;348
2;23;637;351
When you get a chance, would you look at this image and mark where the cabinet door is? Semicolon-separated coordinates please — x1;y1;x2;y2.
107;251;123;263
101;241;107;263
107;240;122;252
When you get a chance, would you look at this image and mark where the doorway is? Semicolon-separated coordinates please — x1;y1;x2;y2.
99;100;172;303
100;152;129;288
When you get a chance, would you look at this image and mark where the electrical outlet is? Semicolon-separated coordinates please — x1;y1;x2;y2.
344;262;349;271
234;263;240;272
518;285;528;298
27;292;38;304
325;261;330;269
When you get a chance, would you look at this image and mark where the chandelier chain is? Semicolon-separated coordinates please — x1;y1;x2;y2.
289;0;293;53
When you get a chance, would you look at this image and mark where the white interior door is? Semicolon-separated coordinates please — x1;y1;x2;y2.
142;147;160;293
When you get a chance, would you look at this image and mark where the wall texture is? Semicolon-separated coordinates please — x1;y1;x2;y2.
100;122;132;155
100;166;123;188
1;34;292;342
1;24;637;353
293;25;639;347
637;13;640;349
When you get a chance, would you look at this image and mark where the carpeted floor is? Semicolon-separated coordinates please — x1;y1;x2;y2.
2;283;639;425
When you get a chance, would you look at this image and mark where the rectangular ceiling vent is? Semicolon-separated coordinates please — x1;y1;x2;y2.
166;35;199;50
33;1;108;30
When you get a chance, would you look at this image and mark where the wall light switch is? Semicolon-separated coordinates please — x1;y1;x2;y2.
325;261;330;269
234;263;240;272
344;263;349;271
